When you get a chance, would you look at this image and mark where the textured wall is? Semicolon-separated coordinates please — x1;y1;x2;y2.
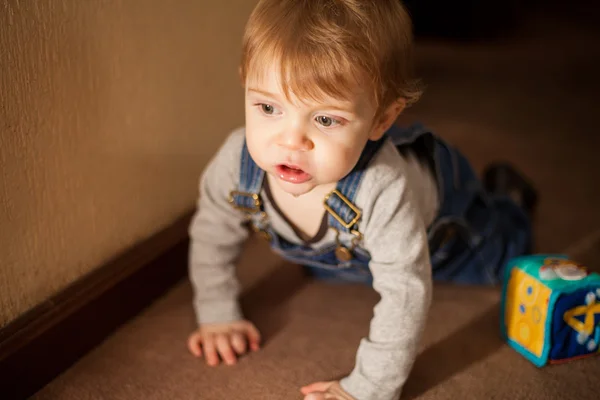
0;0;257;327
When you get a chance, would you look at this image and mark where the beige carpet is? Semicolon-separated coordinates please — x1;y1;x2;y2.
34;7;600;400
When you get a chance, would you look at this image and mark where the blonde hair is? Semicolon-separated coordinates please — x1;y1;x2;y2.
240;0;422;115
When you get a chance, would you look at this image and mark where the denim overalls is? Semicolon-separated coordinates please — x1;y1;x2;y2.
228;124;532;286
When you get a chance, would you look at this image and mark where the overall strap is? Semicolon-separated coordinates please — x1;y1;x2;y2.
228;139;265;214
324;134;388;233
324;123;434;233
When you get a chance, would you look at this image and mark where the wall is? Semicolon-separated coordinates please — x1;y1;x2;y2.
0;0;257;327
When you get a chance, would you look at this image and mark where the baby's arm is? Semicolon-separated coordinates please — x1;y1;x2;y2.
187;128;258;364
340;162;433;400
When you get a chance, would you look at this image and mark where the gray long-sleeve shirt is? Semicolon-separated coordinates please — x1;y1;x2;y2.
189;127;439;400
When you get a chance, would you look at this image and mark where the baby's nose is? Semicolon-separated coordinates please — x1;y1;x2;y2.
279;130;314;151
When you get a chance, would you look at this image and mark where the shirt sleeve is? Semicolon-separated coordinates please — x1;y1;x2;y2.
340;153;433;400
188;127;251;325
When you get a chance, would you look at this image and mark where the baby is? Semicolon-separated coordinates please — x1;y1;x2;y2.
186;1;537;399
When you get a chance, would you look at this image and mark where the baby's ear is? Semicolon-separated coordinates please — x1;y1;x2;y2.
369;99;406;140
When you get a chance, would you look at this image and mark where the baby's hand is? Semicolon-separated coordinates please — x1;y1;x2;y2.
301;381;356;400
187;320;261;366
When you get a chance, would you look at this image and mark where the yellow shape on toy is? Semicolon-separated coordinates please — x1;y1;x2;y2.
505;268;552;357
563;299;600;336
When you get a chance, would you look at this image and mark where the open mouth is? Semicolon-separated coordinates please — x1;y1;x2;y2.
275;164;311;184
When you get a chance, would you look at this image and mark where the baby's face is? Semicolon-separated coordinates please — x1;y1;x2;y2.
244;64;382;197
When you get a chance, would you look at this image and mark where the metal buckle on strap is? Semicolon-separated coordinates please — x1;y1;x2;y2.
228;191;262;213
324;189;361;230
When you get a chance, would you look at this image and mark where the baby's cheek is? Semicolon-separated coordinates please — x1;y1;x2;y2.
326;151;357;181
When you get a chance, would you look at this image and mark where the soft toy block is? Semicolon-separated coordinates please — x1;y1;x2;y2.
501;254;600;366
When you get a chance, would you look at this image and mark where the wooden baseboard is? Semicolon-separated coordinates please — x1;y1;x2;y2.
0;211;194;399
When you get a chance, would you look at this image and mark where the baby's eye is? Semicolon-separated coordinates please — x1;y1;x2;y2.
260;104;276;115
316;115;340;127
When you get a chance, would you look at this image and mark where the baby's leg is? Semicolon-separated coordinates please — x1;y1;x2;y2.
429;157;537;285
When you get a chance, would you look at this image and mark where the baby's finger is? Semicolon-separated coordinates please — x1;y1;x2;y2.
244;322;261;351
230;331;247;355
187;332;202;357
202;334;219;366
215;334;237;365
